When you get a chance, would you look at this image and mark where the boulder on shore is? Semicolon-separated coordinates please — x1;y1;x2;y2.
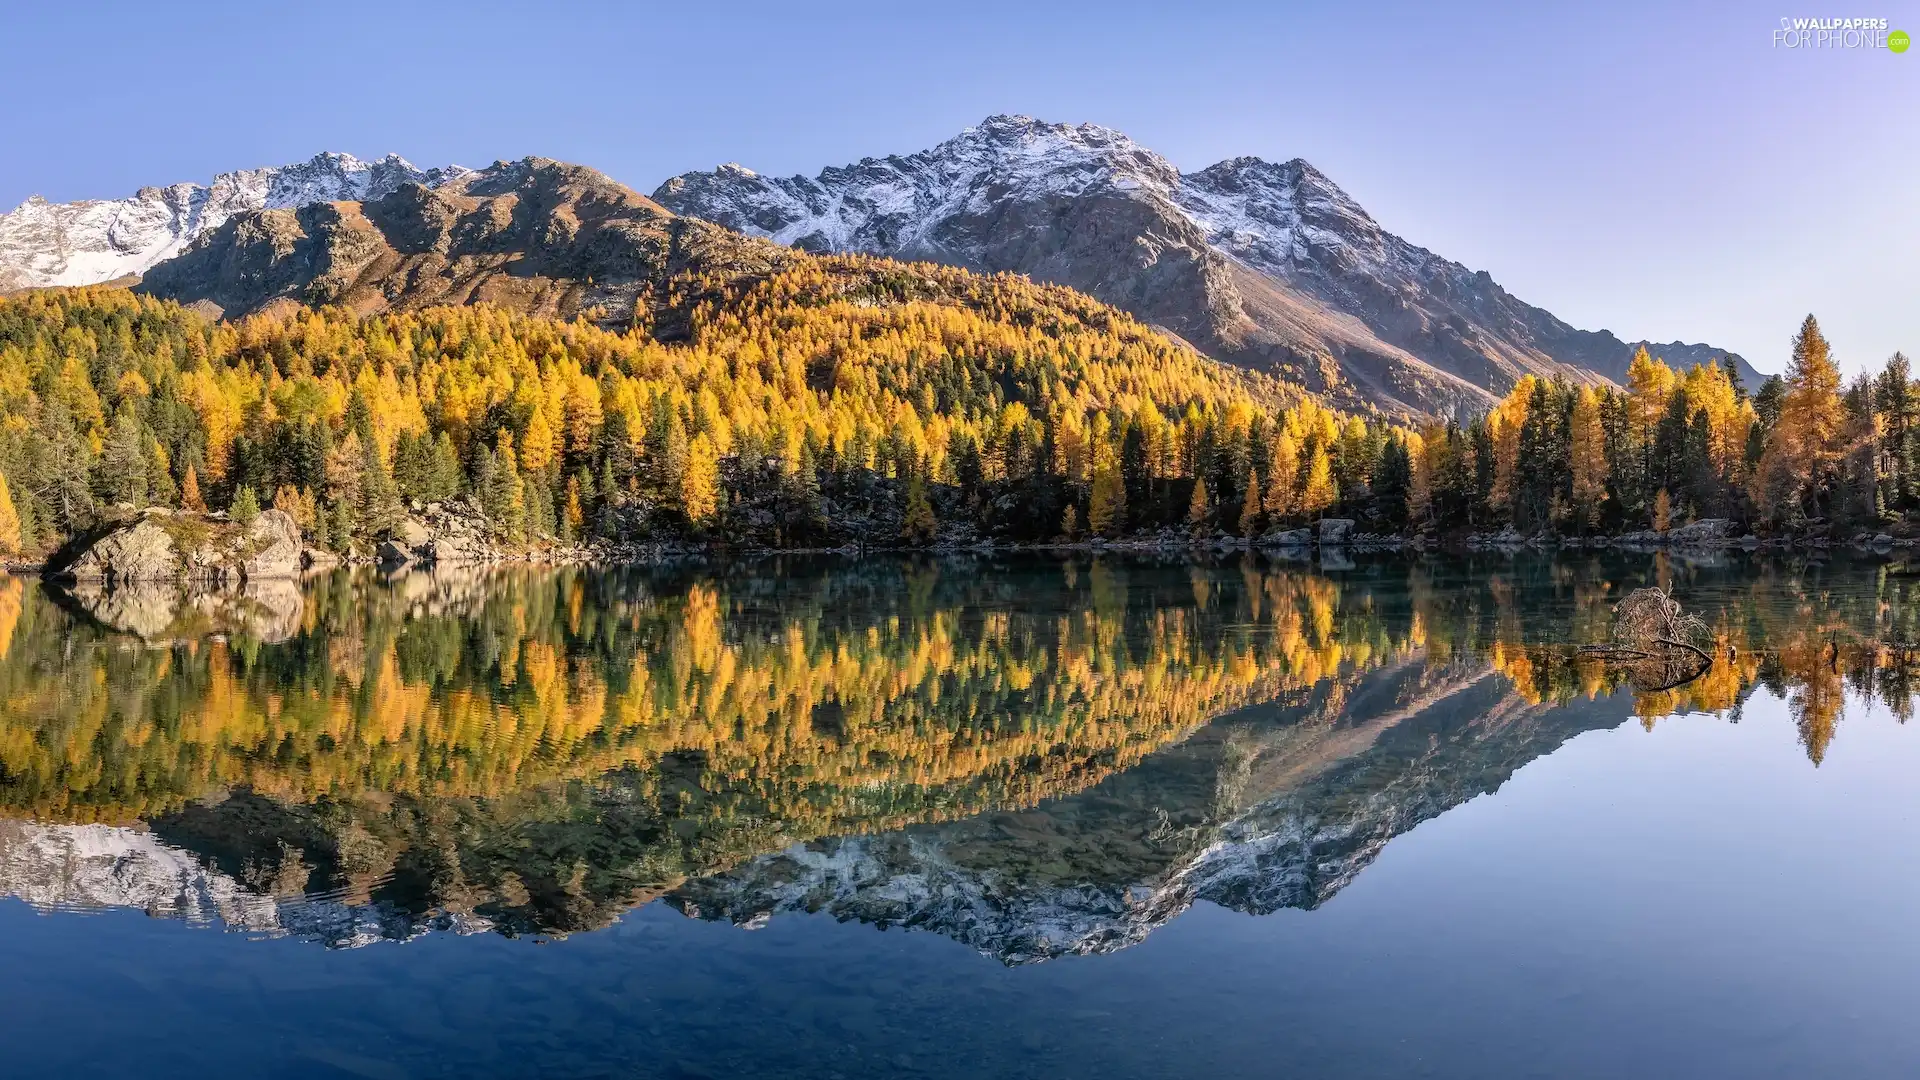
382;497;502;565
52;508;302;583
1317;518;1355;546
1664;518;1732;545
1258;528;1313;549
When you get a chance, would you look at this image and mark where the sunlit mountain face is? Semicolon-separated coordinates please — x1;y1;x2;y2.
0;553;1912;956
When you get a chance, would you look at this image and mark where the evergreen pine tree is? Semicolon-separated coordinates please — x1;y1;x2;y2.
1374;436;1412;532
230;485;261;528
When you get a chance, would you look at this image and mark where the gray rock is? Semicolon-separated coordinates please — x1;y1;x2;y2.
62;513;179;582
57;508;302;583
1317;518;1355;546
239;510;303;579
1259;528;1313;548
1666;518;1731;544
375;539;415;566
394;516;432;551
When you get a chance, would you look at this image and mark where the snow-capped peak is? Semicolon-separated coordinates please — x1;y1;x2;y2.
652;113;1194;258
0;151;470;291
650;113;1389;277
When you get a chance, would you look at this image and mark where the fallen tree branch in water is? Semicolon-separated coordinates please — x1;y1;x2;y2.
1654;636;1713;666
1574;588;1717;692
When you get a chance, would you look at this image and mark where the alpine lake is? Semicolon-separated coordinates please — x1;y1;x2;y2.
2;550;1919;1079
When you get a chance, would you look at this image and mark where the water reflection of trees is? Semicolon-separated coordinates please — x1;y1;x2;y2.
0;561;1424;825
3;557;1919;822
3;554;1920;937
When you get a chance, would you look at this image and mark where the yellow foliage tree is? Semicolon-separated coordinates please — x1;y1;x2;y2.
1752;317;1844;524
1568;387;1608;530
1301;444;1336;517
1265;431;1299;522
1187;476;1211;533
1240;468;1263;537
180;465;206;512
0;473;20;556
682;433;719;524
1487;375;1533;516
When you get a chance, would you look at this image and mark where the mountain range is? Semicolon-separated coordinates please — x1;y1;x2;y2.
656;116;1761;415
0;117;1761;416
135;156;799;329
0;152;470;292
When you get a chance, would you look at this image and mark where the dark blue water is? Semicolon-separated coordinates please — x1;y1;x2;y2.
2;556;1918;1078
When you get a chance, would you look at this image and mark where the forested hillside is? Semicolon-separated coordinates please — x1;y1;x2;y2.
1434;315;1909;537
0;260;1407;556
0;247;1895;560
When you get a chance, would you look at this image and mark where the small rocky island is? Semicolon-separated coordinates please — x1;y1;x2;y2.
49;507;304;584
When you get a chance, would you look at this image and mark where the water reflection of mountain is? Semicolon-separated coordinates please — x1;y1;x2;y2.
0;554;1915;956
670;654;1633;963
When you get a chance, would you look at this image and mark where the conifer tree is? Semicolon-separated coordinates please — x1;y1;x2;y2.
429;433;462;502
1265;432;1299;523
1756;315;1845;524
1187;476;1211;534
563;475;587;540
1301;443;1336;518
98;409;150;507
1088;446;1125;537
901;469;936;545
1374;436;1412;531
181;465;206;512
1567;387;1609;531
1239;467;1263;537
230;485;261;528
359;438;403;539
0;473;20;557
681;433;719;524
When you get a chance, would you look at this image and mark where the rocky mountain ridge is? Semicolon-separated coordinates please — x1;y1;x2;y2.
135;157;801;326
657;115;1761;415
0;152;470;291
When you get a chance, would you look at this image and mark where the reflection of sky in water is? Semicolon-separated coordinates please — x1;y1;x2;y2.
4;686;1920;1079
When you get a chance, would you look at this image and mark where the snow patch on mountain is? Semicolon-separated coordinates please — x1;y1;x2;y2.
656;115;1762;411
0;819;490;948
656;115;1189;260
656;114;1427;286
0;153;470;290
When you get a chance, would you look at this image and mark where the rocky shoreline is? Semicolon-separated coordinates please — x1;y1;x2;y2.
13;508;1917;584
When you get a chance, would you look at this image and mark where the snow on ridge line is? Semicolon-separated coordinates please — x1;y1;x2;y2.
652;114;1418;284
0;151;469;290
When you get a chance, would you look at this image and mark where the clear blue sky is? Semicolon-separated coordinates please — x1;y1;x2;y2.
5;0;1913;376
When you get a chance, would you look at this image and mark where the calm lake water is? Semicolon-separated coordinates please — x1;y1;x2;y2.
2;553;1918;1079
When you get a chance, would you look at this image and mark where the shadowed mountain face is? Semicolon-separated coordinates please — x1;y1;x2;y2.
0;554;1910;957
136;158;802;327
656;116;1761;417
